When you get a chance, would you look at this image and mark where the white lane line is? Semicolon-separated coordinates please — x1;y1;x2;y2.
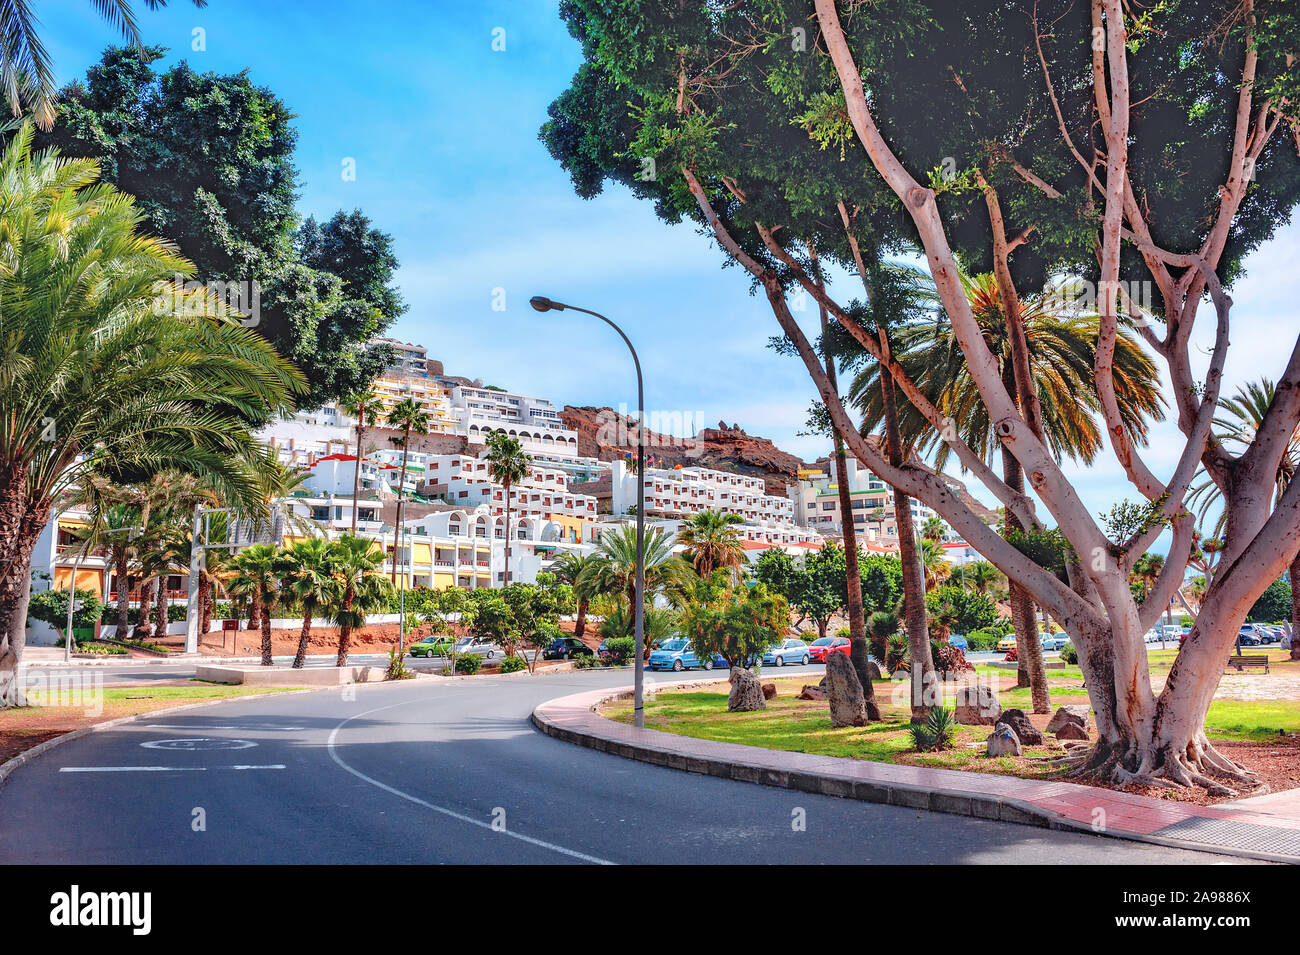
232;764;285;770
326;699;614;865
143;724;305;731
60;766;207;773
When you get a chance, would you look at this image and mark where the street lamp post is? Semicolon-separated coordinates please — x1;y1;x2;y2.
530;296;646;729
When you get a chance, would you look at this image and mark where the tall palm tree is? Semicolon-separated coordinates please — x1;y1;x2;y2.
1189;379;1300;658
276;538;338;669
677;510;745;581
850;268;1164;713
919;537;952;590
920;515;947;542
226;544;280;665
0;0;207;130
962;560;1004;596
0;125;302;701
577;524;695;624
551;551;602;640
340;388;384;534
485;431;530;587
327;535;393;666
386;397;431;585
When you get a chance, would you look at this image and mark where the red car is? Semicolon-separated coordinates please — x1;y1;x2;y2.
808;636;851;662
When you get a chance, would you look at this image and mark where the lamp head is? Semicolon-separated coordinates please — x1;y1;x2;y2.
529;296;564;313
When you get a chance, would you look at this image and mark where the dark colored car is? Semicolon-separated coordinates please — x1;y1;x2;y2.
543;636;594;660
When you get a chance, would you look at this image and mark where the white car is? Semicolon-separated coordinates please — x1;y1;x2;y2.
452;636;501;658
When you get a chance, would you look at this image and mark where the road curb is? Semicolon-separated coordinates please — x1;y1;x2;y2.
531;682;1299;865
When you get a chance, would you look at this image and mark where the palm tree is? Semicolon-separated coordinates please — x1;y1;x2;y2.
227;544;280;665
485;431;530;587
919;537;952;590
340;388;385;534
850;267;1164;713
386;397;431;585
1131;552;1166;604
0;125;302;700
1189;379;1300;658
577;525;695;635
963;560;1004;595
677;510;745;581
551;552;602;640
0;0;207;130
327;535;393;666
920;516;947;542
275;538;338;669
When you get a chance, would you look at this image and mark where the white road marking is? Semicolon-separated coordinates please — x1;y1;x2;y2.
141;738;257;750
232;764;286;770
143;724;304;731
60;766;207;773
326;698;614;865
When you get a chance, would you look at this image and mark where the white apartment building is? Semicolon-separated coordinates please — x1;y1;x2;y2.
787;458;944;548
608;459;817;547
420;452;599;526
436;376;580;456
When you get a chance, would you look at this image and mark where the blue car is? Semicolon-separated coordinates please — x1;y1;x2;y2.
762;638;811;667
648;637;712;672
1039;633;1068;651
947;634;969;652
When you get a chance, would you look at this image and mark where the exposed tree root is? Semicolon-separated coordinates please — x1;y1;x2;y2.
1066;738;1267;797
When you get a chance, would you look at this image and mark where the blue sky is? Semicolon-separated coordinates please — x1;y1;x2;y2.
39;0;1300;532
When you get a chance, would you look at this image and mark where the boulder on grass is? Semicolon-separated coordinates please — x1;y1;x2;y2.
797;685;827;701
986;722;1022;757
728;667;766;712
865;660;883;681
1054;721;1089;740
825;652;869;727
953;684;1002;725
762;682;777;700
997;708;1044;745
1045;704;1091;735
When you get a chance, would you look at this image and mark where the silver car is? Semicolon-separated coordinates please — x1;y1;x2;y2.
452;636;502;658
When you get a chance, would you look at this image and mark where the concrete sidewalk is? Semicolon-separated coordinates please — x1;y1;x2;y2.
532;681;1300;864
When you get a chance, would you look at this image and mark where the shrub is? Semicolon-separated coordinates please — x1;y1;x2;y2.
1003;647;1019;662
965;627;1001;651
28;588;103;631
168;604;187;622
930;640;973;677
1060;642;1079;665
454;654;481;675
573;653;604;669
599;636;635;667
213;601;233;620
909;707;956;751
385;643;413;680
499;654;527;673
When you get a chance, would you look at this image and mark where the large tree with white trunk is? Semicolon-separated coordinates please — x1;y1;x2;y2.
544;0;1300;792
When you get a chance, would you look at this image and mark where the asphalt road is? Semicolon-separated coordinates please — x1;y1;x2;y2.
0;666;1249;864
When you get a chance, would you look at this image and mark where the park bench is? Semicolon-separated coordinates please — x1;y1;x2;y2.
1226;654;1270;673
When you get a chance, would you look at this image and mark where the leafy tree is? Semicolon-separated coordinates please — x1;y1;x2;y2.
0;125;302;702
682;584;789;679
925;586;997;635
858;553;902;615
33;47;404;410
1247;577;1292;624
275;538;338;669
28;588;104;636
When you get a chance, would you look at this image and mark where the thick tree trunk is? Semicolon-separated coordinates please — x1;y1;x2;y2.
0;564;33;708
574;598;588;640
260;589;274;666
881;364;934;719
1000;448;1051;713
248;593;261;632
293;612;312;669
154;581;168;644
199;580;212;638
1290;552;1300;662
114;549;130;638
0;481;50;707
336;585;355;667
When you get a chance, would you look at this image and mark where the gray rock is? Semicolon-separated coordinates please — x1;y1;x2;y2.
797;684;828;701
954;684;1002;725
997;708;1044;745
1054;721;1090;740
825;652;869;727
727;667;766;712
986;722;1023;757
1045;704;1091;734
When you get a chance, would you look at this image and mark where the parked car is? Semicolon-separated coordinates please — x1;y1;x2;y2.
1039;633;1068;651
762;638;811;667
542;636;593;660
996;634;1017;652
648;637;709;671
1235;628;1262;647
946;634;969;652
452;636;501;658
808;635;850;663
408;634;455;658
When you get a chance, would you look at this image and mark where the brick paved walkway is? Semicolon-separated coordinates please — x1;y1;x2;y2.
532;679;1300;863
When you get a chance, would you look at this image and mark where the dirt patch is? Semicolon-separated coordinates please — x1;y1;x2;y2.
187;621;433;658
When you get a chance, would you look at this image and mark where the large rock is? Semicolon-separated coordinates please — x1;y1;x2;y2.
865;660;883;681
825;652;869;727
1055;721;1089;740
998;708;1044;745
761;682;777;700
797;684;827;701
728;667;766;712
954;684;1002;725
1045;704;1091;735
986;722;1022;757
